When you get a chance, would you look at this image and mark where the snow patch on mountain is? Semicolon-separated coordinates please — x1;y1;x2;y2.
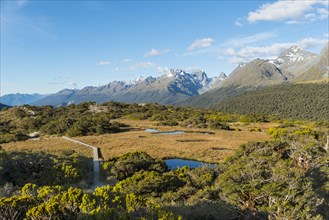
271;45;317;67
238;62;247;68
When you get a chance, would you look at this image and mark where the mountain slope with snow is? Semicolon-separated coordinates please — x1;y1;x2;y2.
179;43;328;109
23;43;329;107
295;42;329;82
219;59;290;88
33;69;226;106
270;45;318;77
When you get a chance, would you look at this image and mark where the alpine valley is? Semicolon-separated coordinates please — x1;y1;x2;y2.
3;1;329;219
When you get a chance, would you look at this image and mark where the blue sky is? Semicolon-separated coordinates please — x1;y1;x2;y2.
1;0;328;95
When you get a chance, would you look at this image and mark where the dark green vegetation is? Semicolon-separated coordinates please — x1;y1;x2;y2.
215;83;329;121
0;150;93;190
1;120;328;219
179;85;250;108
0;103;10;110
0;103;126;144
182;82;329;121
1;101;257;144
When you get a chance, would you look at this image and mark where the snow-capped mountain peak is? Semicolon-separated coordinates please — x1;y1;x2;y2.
165;69;188;78
127;76;145;85
134;76;145;82
218;72;227;80
291;45;303;53
273;45;317;66
32;67;230;106
238;62;247;68
267;45;319;77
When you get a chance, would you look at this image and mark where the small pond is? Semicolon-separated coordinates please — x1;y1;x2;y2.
165;158;217;170
144;129;185;135
145;129;159;133
158;131;185;135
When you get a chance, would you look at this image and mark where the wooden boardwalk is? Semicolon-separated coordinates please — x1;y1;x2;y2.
62;136;104;190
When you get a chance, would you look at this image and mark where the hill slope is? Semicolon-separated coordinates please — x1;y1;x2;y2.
179;58;293;108
213;83;329;121
295;42;329;82
180;44;329;116
219;59;290;88
0;93;47;106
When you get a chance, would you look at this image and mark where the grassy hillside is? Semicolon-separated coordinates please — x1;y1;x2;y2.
213;83;329;121
219;59;289;88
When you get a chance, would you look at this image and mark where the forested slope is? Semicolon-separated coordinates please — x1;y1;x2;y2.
213;83;329;121
180;82;328;121
178;85;251;108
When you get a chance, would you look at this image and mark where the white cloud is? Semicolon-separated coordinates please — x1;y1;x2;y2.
285;20;300;25
68;82;78;88
187;37;214;51
225;43;291;64
136;61;153;68
129;61;154;70
224;37;328;64
157;66;170;74
304;13;317;19
297;37;328;48
113;67;120;72
247;0;329;23
317;7;329;19
120;58;132;63
185;33;274;56
224;48;236;55
324;33;329;37
185;66;202;72
234;18;244;27
48;76;79;88
97;60;111;65
224;32;276;47
144;48;170;57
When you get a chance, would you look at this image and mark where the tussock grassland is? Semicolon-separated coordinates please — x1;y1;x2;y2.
1;119;273;163
75;119;272;163
1;137;92;157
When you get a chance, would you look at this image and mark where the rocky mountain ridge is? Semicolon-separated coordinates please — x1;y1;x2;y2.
32;69;227;106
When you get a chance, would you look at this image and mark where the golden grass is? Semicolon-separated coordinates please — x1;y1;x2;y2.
1;136;92;157
1;119;274;163
75;119;272;163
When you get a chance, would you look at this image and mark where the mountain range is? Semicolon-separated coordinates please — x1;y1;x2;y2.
31;69;227;106
180;43;328;107
1;43;328;109
0;93;47;106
